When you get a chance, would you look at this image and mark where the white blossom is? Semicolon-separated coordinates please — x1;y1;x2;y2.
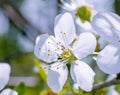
61;0;94;33
61;0;115;33
92;12;120;74
34;13;96;92
0;63;18;95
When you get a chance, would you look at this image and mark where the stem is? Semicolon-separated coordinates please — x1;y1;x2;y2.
92;78;120;91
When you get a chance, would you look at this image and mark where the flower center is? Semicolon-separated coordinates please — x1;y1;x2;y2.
75;6;92;22
61;49;76;63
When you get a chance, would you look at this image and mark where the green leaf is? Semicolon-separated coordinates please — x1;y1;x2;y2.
14;82;26;95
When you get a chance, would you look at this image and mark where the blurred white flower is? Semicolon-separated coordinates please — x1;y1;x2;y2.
92;12;120;74
0;89;18;95
87;0;115;12
61;0;115;33
0;10;9;35
20;0;57;34
34;13;96;92
0;63;18;95
62;0;94;33
0;63;11;90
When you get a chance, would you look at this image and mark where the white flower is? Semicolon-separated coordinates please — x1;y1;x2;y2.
0;89;18;95
0;63;18;95
61;0;94;33
92;12;120;74
34;13;96;92
87;0;115;12
61;0;115;33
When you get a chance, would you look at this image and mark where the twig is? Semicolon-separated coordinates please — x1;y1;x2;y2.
0;0;44;41
92;78;120;91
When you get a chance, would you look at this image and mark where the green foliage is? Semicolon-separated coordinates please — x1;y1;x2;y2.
115;85;120;93
11;53;35;76
14;82;26;95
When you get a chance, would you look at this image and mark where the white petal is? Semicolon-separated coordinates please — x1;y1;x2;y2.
34;34;49;59
62;2;76;12
0;89;18;95
70;60;95;91
92;12;120;43
72;32;96;59
54;12;76;48
97;44;120;74
76;18;93;33
107;86;119;95
98;37;107;50
34;35;62;63
73;83;79;92
47;62;68;92
0;63;11;90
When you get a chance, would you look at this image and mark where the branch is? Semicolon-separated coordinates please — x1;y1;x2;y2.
92;78;120;91
0;0;44;41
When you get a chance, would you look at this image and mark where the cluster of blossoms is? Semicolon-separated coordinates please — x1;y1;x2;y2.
34;0;120;93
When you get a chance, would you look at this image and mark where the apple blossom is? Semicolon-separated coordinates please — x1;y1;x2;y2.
34;12;96;92
0;63;18;95
92;12;120;74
